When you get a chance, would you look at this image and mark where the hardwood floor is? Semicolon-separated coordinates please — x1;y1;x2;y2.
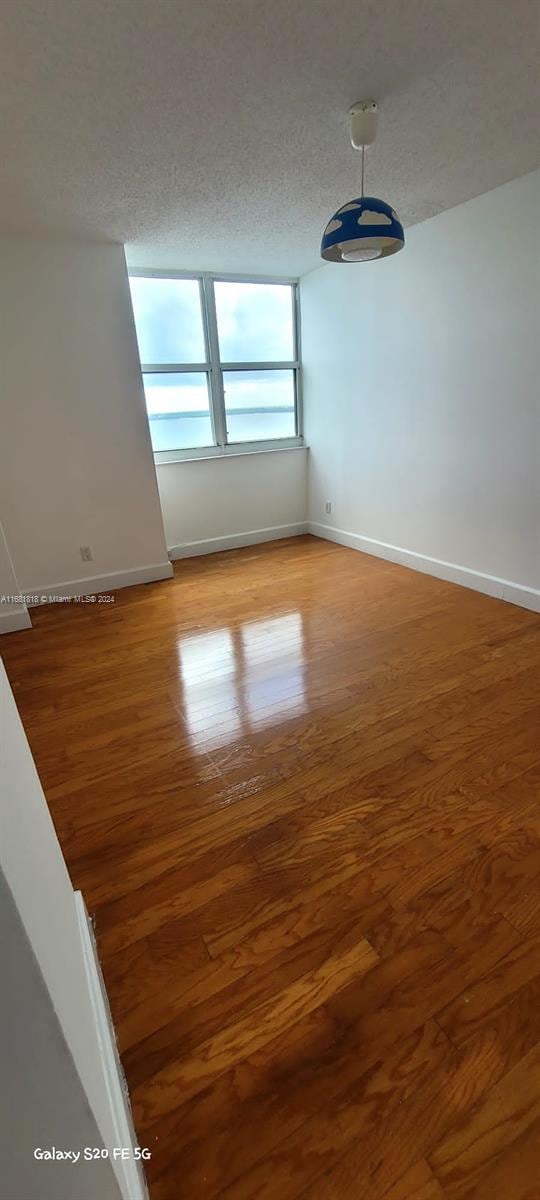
3;534;540;1199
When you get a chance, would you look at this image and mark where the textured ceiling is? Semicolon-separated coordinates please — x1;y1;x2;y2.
0;0;539;276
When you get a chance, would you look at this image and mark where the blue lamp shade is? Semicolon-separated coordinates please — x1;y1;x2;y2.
321;196;404;262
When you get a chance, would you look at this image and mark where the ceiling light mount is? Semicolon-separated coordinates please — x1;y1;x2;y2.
320;99;404;263
348;100;378;149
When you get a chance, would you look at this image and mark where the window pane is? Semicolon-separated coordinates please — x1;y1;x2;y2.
223;370;296;443
143;372;213;452
215;282;294;362
130;277;206;364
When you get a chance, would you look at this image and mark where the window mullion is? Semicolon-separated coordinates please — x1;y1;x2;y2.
217;361;298;371
201;274;227;448
141;362;209;373
293;283;303;437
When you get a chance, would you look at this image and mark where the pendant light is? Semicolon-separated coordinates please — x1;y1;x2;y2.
321;101;404;263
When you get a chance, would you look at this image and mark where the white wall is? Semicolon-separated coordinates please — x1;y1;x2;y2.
158;447;308;553
0;874;122;1200
0;236;171;596
0;660;140;1199
301;170;540;598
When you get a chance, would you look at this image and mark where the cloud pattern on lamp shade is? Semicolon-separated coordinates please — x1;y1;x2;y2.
357;208;392;225
324;217;343;236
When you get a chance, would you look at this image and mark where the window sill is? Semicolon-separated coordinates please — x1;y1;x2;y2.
155;440;306;465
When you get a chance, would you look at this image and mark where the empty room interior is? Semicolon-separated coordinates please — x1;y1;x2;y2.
1;2;540;1198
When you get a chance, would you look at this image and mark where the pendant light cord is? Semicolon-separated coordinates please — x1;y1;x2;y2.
361;145;365;198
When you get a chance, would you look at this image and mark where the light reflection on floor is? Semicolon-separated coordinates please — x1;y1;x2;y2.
176;612;307;752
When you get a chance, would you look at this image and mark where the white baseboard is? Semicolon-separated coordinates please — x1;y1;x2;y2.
75;892;149;1200
26;561;173;607
0;606;32;634
309;522;540;614
169;522;309;560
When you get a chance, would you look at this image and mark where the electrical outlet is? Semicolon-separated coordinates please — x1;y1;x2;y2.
325;502;332;515
80;546;93;562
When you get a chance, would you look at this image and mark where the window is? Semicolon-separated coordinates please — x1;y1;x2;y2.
129;272;302;460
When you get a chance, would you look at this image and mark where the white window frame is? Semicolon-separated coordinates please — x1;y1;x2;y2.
129;269;304;463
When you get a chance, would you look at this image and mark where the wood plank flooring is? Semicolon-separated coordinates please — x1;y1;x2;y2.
2;534;540;1199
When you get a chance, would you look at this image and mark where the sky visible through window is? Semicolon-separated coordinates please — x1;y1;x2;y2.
214;282;294;362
